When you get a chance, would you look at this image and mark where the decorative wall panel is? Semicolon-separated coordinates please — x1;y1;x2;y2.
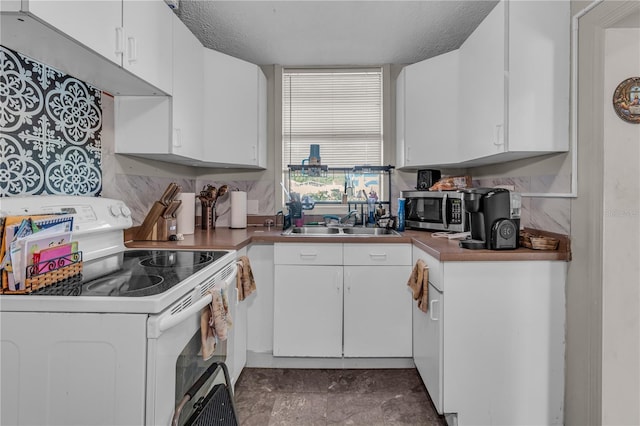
0;45;102;196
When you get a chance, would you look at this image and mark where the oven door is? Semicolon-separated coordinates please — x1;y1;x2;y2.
145;261;237;426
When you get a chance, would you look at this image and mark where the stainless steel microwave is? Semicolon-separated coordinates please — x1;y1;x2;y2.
401;190;467;232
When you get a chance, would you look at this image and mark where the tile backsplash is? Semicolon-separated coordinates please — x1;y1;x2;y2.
0;45;102;197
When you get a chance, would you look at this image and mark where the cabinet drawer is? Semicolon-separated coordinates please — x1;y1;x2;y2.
343;244;411;266
274;243;343;265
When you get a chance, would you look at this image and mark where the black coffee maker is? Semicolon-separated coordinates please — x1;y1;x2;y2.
459;188;521;250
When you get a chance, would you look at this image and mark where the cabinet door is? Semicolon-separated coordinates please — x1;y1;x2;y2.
203;49;263;168
443;261;566;425
273;265;343;357
257;67;268;168
171;14;203;160
343;266;412;357
458;1;505;161
413;283;444;414
403;50;459;168
507;0;570;153
26;0;122;65
114;96;171;155
122;0;173;94
395;68;407;168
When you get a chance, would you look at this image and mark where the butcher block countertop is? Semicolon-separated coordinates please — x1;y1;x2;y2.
125;227;571;262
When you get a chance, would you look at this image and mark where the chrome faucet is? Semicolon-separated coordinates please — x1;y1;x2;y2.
340;210;359;226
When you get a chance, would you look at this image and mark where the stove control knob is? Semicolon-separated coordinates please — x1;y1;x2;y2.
120;205;132;218
109;205;121;217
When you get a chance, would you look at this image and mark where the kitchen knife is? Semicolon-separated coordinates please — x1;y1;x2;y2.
159;183;178;206
136;201;166;240
166;184;182;204
163;200;182;218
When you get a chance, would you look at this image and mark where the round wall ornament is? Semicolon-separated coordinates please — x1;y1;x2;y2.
612;77;640;124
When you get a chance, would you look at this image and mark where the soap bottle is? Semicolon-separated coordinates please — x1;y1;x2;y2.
397;198;406;232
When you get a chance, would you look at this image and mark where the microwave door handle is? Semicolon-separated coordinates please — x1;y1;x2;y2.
441;193;448;229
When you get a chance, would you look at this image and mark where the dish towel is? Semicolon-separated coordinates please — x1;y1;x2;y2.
200;287;233;361
407;259;429;313
236;255;257;301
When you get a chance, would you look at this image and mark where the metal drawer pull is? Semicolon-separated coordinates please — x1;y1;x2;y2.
299;252;318;258
369;253;387;258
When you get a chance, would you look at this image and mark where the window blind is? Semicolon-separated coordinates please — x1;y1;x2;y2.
282;69;383;168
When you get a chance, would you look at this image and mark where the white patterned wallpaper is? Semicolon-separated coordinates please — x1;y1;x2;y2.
0;45;102;196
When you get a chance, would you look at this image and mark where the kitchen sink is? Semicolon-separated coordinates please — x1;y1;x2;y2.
281;226;401;237
285;227;341;235
340;227;400;236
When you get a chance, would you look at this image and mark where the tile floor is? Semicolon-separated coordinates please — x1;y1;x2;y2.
233;368;446;426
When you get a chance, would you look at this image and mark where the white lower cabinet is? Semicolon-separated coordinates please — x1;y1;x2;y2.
273;243;412;358
413;282;443;413
273;264;343;357
412;245;566;426
343;266;412;357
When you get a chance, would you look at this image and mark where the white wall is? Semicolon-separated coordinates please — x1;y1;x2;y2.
565;2;640;425
601;27;640;425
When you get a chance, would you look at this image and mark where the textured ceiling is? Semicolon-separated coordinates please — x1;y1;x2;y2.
175;1;499;66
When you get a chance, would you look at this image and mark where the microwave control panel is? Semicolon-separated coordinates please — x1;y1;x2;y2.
449;198;463;224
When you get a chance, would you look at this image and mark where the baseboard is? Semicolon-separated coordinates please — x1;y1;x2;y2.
246;351;415;369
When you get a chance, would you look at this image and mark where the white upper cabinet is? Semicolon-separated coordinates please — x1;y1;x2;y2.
1;0;172;95
397;0;569;169
396;50;460;169
121;0;173;94
170;12;203;161
25;0;122;65
457;0;506;163
203;49;268;169
115;13;203;164
116;21;268;168
506;0;570;154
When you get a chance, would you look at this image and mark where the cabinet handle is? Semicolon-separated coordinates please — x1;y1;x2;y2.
115;27;125;56
406;146;411;164
430;299;439;321
252;145;257;162
368;253;387;259
336;270;341;294
173;129;182;148
127;36;137;63
441;192;449;229
299;252;317;258
494;124;504;146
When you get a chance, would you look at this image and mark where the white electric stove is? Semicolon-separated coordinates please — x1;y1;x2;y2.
0;195;237;426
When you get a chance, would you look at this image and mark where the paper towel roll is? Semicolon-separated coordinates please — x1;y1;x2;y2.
176;193;195;234
230;191;247;229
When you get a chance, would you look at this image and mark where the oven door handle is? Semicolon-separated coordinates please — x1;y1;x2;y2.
151;266;238;337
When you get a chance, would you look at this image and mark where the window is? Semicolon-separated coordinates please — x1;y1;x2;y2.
282;68;384;206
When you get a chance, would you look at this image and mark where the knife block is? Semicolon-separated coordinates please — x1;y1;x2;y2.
157;217;177;241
